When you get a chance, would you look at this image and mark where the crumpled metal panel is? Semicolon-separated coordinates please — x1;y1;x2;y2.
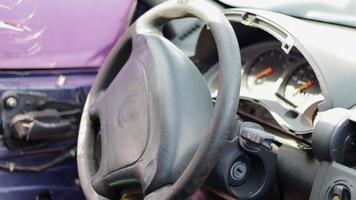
0;0;133;69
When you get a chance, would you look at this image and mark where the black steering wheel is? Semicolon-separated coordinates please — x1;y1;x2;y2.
77;0;241;199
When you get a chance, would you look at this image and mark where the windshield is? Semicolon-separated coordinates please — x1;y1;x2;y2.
219;0;356;28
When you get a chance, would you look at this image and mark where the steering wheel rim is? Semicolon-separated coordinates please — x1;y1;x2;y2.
77;0;241;199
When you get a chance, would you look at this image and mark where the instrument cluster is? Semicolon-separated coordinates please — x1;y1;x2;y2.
204;41;324;134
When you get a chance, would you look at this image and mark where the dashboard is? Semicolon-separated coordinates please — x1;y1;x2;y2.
203;41;324;137
181;6;356;200
154;9;356;199
192;8;356;146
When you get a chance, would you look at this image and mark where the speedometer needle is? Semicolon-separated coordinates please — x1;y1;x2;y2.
294;80;313;95
255;66;273;80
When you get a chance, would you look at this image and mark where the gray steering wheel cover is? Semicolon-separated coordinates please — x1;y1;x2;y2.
77;0;241;199
78;97;109;200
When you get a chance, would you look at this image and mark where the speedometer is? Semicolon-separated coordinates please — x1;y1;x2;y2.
246;49;286;93
284;64;323;106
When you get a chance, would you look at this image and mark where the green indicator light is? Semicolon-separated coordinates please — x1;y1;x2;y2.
108;178;139;187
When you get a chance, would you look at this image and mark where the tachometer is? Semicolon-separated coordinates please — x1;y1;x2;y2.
284;64;323;106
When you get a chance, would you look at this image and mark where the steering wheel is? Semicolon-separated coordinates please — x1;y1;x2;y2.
77;0;241;199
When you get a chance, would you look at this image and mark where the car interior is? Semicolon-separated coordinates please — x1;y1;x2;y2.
1;0;356;200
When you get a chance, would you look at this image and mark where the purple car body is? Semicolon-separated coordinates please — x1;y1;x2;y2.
0;0;133;69
0;0;134;199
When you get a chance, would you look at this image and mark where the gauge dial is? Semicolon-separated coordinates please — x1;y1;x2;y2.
246;49;286;93
284;64;323;106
